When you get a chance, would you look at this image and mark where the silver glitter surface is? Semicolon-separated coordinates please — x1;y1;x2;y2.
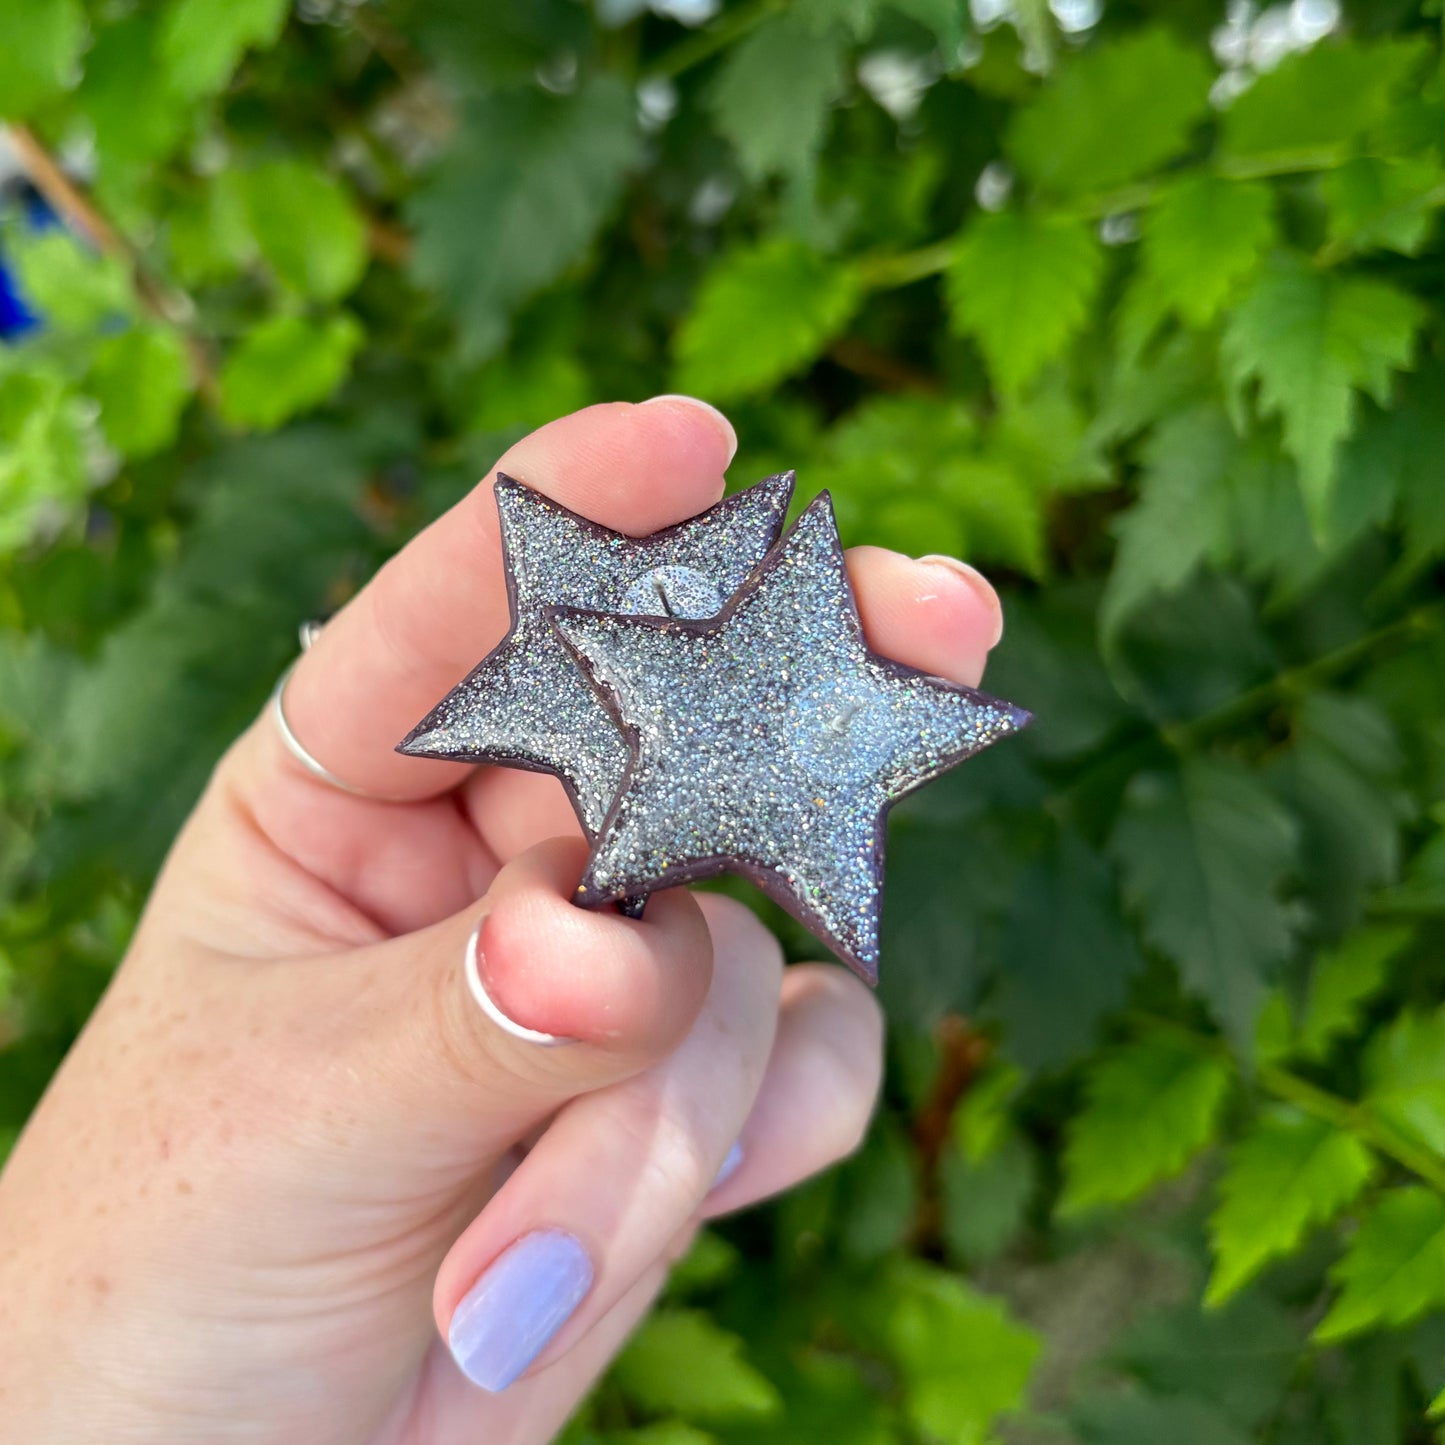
396;471;794;839
550;493;1031;984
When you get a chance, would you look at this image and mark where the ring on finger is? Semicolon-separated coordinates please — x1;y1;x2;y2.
271;620;416;803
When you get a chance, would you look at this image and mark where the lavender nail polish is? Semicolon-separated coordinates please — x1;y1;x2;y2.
448;1230;594;1392
712;1141;744;1189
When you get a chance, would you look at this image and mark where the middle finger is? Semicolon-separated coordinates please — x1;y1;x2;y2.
432;894;782;1393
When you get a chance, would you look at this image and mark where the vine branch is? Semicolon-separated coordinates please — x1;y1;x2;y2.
1163;596;1445;755
1259;1063;1445;1196
645;0;786;80
10;126;219;405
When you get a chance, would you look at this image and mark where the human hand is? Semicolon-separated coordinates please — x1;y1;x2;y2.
0;399;1006;1445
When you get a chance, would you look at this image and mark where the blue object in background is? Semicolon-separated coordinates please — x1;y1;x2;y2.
0;183;62;340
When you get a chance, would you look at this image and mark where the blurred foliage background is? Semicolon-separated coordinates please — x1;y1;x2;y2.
2;0;1445;1439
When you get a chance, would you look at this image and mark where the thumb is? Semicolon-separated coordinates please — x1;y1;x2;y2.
333;837;714;1166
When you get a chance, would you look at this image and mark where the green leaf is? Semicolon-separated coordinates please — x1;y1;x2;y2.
75;13;192;166
673;239;862;399
1110;1293;1302;1430
612;1309;781;1422
1219;38;1432;174
988;829;1144;1069
983;586;1133;763
1206;1107;1376;1306
218;312;362;431
708;11;848;185
1061;1030;1231;1214
407;77;639;359
49;425;377;870
940;1128;1035;1264
167;171;254;286
0;0;84;118
1377;828;1445;918
1110;759;1300;1049
946;210;1103;396
835;1113;917;1263
1252;988;1293;1067
1351;364;1445;582
665;1230;739;1297
0;369;90;554
881;1263;1039;1444
160;0;289;99
1324;1327;1432;1445
951;1061;1025;1164
457;330;593;437
887;0;965;55
408;0;589;85
1269;693;1409;937
1221;254;1424;537
1321;157;1445;259
1315;1186;1445;1343
1072;1391;1254;1445
1099;405;1237;647
241;161;368;302
877;812;1019;1030
1008;29;1212;197
1364;1007;1445;1159
86;327;194;459
794;0;879;40
716;1351;898;1445
1296;926;1411;1063
810;394;1067;576
1107;571;1277;727
602;1426;714;1445
1138;174;1274;327
8;230;134;331
1217;447;1342;603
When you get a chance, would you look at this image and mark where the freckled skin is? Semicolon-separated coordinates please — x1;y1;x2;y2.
0;781;489;1442
0;406;1000;1444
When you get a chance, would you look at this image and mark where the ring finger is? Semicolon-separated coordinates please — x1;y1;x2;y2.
431;894;782;1393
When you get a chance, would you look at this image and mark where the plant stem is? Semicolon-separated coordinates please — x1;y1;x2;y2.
9;126;219;405
1161;597;1445;755
1259;1063;1445;1196
645;0;786;80
1313;181;1445;268
1137;1014;1445;1196
854;238;958;289
1052;597;1445;826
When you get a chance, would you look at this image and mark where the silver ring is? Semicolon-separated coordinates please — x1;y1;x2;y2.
271;621;415;803
464;923;571;1047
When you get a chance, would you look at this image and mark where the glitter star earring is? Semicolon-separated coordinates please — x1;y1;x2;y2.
547;491;1031;984
396;471;795;910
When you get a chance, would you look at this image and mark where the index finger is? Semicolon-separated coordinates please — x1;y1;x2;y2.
270;397;738;801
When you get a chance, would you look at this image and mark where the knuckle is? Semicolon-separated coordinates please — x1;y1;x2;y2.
429;925;553;1094
606;1094;720;1207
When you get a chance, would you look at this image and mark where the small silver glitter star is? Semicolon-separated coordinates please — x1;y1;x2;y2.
548;493;1031;983
396;471;795;846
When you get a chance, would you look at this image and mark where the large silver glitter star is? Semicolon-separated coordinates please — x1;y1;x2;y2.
548;493;1031;983
396;471;795;846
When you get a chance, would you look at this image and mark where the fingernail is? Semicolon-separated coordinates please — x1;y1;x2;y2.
640;394;739;464
448;1230;594;1392
917;554;1004;648
711;1140;745;1190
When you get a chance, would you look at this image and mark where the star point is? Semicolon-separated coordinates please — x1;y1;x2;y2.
396;471;795;842
549;492;1030;983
